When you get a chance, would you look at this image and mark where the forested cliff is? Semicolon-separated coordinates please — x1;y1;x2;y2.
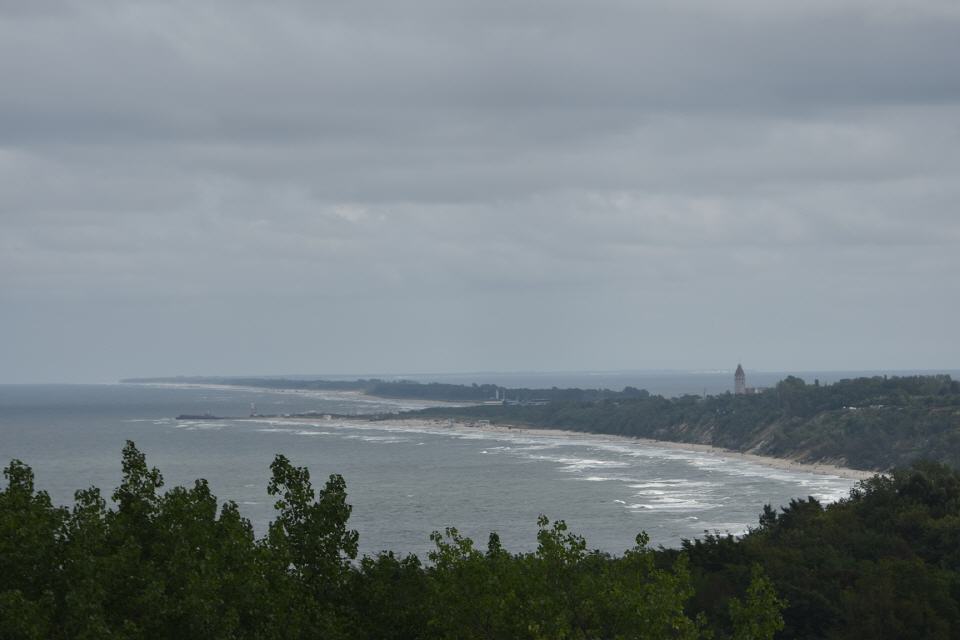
408;375;960;471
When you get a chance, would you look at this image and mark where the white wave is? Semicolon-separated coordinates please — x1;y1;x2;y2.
812;489;850;503
627;498;718;511
173;421;224;430
254;418;327;428
510;444;560;452
523;454;632;472
593;443;650;456
627;480;716;489
342;434;409;443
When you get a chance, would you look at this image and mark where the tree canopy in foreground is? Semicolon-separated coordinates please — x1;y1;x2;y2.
3;443;960;638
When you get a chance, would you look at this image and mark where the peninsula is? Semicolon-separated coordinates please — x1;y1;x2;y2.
133;372;960;473
400;374;960;472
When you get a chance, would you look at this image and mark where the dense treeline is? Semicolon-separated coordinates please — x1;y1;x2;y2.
127;375;960;470
410;375;960;471
366;381;638;403
681;461;960;639
1;443;781;639
5;445;960;638
122;376;640;404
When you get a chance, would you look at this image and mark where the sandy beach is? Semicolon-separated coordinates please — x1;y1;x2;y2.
142;382;879;481
287;415;880;482
126;382;470;409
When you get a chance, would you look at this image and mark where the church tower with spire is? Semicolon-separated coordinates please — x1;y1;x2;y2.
735;364;746;395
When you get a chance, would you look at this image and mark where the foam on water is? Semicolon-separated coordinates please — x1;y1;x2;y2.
173;421;224;430
0;383;864;557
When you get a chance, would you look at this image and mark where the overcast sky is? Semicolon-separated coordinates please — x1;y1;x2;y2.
2;0;959;383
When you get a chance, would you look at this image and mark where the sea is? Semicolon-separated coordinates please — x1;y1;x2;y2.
1;372;926;558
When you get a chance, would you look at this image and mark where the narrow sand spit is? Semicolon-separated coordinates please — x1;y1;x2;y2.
140;382;879;481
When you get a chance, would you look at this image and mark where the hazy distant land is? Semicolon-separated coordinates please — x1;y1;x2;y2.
126;373;960;473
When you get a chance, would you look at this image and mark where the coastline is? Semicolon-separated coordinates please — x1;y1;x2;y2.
125;382;470;409
287;415;880;482
443;421;878;481
140;381;878;481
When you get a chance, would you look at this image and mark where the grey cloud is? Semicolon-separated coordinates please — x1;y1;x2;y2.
1;0;958;381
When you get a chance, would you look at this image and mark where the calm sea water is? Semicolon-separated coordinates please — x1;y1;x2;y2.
0;382;862;557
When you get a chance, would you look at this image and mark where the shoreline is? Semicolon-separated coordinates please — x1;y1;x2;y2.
285;415;879;482
441;421;878;481
140;381;878;481
125;382;470;409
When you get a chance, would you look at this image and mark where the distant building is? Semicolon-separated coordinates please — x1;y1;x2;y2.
735;363;764;395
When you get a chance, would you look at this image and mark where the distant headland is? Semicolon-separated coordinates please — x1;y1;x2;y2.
128;369;960;473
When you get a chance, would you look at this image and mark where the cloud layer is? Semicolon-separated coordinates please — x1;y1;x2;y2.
2;1;959;381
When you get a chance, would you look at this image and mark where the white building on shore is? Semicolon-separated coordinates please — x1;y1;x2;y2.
735;364;746;394
734;363;762;395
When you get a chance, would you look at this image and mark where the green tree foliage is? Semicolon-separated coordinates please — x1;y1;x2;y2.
728;567;785;640
21;443;960;638
0;460;63;638
422;519;709;639
415;375;960;471
683;462;960;639
263;455;359;637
